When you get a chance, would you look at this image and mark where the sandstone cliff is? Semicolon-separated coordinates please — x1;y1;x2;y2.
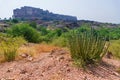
13;6;77;21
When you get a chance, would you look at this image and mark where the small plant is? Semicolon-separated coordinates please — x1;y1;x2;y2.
67;28;109;67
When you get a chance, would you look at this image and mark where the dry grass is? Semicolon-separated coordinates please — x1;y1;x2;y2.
17;45;37;60
0;35;26;62
0;55;5;63
0;41;63;62
116;68;120;73
16;43;60;59
34;44;60;53
108;40;120;59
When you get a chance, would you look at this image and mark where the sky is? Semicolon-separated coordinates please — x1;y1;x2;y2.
0;0;120;23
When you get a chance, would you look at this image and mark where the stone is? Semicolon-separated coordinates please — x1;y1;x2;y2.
27;56;33;61
20;53;29;58
20;69;27;74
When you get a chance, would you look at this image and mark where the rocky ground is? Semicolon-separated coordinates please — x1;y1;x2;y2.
0;44;120;80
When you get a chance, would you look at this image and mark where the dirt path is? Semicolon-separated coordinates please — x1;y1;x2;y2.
0;48;120;80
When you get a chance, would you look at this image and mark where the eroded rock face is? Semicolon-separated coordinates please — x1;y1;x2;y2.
13;6;77;21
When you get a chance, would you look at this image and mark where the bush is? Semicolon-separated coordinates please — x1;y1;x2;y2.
7;23;41;43
67;28;109;67
0;33;26;62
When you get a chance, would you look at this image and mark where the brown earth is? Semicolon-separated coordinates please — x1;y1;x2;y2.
0;44;120;80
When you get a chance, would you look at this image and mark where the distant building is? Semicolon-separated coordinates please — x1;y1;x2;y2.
13;6;77;21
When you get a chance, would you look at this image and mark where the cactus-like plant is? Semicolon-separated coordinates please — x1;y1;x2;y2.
67;28;109;67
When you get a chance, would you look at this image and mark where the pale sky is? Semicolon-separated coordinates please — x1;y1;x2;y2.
0;0;120;23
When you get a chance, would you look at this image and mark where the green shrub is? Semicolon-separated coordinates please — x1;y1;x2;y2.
29;21;37;28
40;29;61;43
0;33;26;62
51;36;67;47
109;40;120;59
38;26;49;36
67;28;109;67
7;23;41;43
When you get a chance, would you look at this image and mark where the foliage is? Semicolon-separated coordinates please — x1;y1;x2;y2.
0;33;26;62
41;31;57;43
109;40;120;59
29;21;37;28
37;26;64;43
54;28;63;36
6;23;41;43
67;28;109;67
51;34;67;47
11;19;19;23
75;26;120;40
97;27;120;40
37;26;49;35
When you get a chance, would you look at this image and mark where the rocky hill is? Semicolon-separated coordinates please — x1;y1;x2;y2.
13;6;77;21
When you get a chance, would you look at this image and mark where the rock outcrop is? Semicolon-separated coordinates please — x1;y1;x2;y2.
13;6;77;21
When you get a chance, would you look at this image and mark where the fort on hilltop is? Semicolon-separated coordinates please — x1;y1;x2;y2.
13;6;77;21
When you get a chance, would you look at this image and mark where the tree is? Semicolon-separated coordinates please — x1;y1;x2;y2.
12;19;19;23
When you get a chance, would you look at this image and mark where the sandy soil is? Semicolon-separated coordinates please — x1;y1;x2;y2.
0;45;120;80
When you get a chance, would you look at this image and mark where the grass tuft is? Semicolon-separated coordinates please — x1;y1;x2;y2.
0;33;26;62
67;28;109;67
